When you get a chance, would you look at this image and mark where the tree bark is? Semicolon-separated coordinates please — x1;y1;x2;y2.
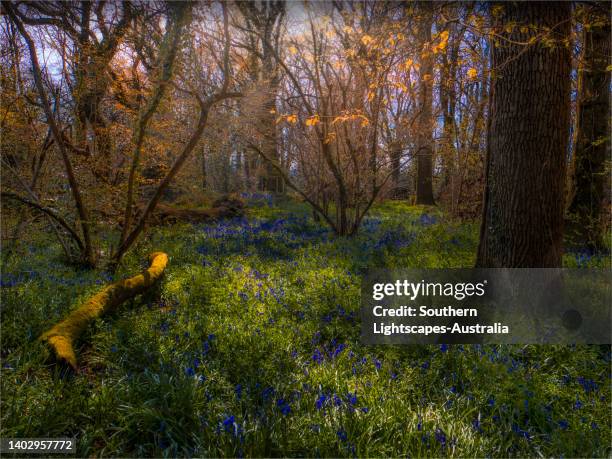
476;2;572;268
415;1;436;206
390;140;403;198
566;3;610;251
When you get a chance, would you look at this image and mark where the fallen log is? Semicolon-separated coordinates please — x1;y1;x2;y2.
152;195;245;224
40;252;169;370
153;204;237;224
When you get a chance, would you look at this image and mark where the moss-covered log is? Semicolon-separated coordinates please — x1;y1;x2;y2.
40;252;169;370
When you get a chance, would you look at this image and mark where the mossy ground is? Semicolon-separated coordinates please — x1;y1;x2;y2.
1;198;610;457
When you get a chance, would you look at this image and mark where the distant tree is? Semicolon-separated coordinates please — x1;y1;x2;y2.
111;2;240;265
477;2;572;268
4;1;96;266
566;2;610;251
4;1;241;268
235;0;286;193
7;1;134;180
245;2;404;235
414;1;435;206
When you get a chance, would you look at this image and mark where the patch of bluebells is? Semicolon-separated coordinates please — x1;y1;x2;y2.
570;248;595;267
196;215;332;260
418;213;438;226
276;398;291;416
315;393;328;410
240;192;274;208
512;423;531;440
314;391;366;414
0;270;111;288
220;415;241;438
310;339;347;365
577;376;598;393
373;227;415;250
434;428;447;448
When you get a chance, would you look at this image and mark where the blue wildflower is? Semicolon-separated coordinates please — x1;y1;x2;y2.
332;343;346;359
574;397;583;410
434;428;447;447
315;394;328;410
262;386;274;401
577;376;598;393
223;415;235;433
277;398;291;416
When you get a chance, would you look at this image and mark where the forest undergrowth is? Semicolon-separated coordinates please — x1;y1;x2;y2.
1;197;610;457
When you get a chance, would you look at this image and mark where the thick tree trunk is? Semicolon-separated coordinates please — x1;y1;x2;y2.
415;2;435;206
477;2;572;268
566;5;610;251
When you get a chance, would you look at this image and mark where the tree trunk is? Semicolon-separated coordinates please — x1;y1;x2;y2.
415;2;436;206
261;86;284;193
476;2;572;268
438;20;459;204
566;4;610;251
201;144;207;190
237;1;286;194
390;140;403;199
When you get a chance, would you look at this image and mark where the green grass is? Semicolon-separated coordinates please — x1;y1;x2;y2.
1;199;610;457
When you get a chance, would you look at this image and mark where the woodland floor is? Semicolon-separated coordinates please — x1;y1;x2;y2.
1;197;610;457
